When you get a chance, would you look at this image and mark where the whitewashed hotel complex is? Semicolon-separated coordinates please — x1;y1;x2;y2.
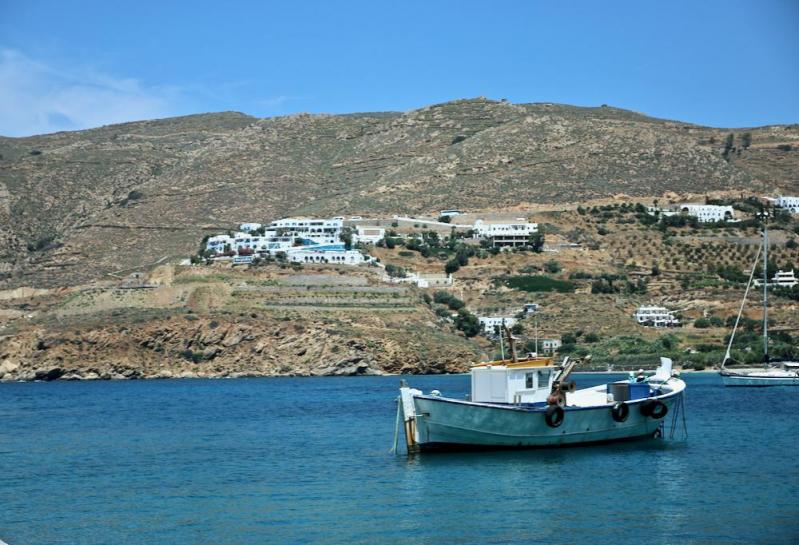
204;217;370;266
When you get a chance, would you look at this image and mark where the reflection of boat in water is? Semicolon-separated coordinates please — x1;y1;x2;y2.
720;228;799;387
395;346;686;453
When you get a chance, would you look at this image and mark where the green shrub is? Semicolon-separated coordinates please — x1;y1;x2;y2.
584;332;600;343
544;259;561;273
385;264;407;278
497;275;574;293
694;318;711;328
433;291;465;311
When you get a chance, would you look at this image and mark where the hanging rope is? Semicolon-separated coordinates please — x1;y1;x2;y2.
390;395;402;454
668;392;688;441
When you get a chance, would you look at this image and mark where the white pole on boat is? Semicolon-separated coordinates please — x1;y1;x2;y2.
763;227;769;364
534;314;539;355
723;245;762;367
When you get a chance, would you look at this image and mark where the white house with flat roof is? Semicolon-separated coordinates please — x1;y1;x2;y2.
473;219;538;247
352;226;385;245
439;209;463;217
287;249;367;266
478;316;517;335
775;196;799;214
541;339;562;354
755;269;798;289
634;305;680;328
679;204;735;223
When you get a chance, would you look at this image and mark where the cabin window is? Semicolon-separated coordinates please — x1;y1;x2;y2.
525;372;534;389
538;370;550;389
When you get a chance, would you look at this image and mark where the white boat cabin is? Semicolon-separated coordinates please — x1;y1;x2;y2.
471;361;556;404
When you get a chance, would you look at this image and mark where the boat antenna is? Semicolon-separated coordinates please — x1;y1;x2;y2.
499;324;505;361
723;243;762;368
763;226;769;365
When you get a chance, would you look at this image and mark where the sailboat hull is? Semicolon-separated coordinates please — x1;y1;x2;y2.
721;372;799;387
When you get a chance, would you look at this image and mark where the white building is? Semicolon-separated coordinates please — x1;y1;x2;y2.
755;269;798;289
771;270;798;288
352;226;385;245
541;339;562;354
522;303;540;316
775;196;799;214
383;271;453;288
679;204;735;223
478;316;518;335
203;217;368;266
268;217;344;248
287;250;367;266
439;209;463;217
473;219;538;247
646;206;677;217
205;234;234;254
634;305;680;328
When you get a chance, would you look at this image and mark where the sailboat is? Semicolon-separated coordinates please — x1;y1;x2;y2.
720;228;799;386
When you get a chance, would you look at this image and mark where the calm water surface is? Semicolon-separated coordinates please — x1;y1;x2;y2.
1;373;797;545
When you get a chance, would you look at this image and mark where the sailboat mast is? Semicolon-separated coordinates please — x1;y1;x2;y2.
763;227;769;363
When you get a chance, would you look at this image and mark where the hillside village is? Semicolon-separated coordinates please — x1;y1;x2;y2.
2;98;799;382
1;190;798;381
158;193;799;367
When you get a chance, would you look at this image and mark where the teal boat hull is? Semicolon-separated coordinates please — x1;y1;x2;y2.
399;380;685;452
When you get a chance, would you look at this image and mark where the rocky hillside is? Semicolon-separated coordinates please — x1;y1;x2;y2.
0;266;482;381
2;97;798;288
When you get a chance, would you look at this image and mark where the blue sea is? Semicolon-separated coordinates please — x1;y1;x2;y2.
1;373;797;545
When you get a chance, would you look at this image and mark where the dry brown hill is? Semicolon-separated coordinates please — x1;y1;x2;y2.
1;97;798;287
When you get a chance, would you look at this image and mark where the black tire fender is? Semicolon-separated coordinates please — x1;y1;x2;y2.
545;405;564;428
611;401;629;422
649;400;668;419
640;399;668;419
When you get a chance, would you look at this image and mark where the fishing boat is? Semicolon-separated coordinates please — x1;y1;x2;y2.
394;338;686;452
720;228;799;386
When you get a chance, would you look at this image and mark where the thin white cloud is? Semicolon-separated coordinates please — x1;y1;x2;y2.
256;95;300;111
0;49;189;137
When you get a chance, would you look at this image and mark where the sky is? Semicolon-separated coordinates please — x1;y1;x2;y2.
1;0;798;136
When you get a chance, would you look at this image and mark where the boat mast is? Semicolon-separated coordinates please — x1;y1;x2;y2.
763;227;769;364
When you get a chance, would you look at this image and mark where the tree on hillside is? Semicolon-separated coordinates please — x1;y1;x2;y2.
723;133;735;160
445;259;460;275
528;231;545;252
454;309;481;337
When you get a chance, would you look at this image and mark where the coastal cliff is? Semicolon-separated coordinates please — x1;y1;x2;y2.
0;313;478;381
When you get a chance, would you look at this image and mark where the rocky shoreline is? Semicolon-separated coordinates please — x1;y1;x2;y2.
0;313;478;382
